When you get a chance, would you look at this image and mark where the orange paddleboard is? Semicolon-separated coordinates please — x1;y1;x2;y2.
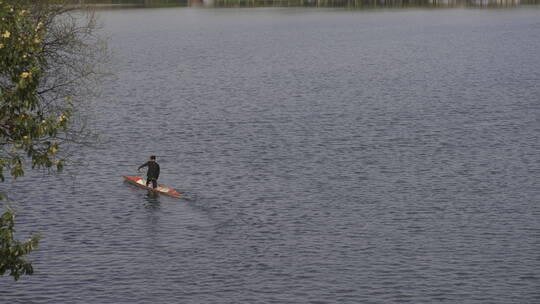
123;176;181;198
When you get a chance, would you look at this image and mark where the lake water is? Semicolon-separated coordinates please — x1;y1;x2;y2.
1;6;540;304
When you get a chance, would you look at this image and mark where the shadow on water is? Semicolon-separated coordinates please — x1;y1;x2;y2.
76;0;540;8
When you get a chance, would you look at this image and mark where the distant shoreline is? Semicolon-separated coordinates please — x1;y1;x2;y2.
75;0;540;9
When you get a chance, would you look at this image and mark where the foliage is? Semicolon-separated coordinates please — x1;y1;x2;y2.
0;1;83;183
0;206;41;281
1;0;106;281
0;0;55;281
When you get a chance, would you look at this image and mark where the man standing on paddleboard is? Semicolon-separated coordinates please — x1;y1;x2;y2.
138;155;160;189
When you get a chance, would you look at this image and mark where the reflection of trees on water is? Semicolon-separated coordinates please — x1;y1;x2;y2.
79;0;539;7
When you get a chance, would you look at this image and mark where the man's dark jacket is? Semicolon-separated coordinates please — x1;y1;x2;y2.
138;161;160;179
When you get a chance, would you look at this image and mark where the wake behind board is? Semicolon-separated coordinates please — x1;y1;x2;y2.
123;176;181;198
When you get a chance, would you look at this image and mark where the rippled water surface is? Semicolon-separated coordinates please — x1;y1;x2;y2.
2;7;540;304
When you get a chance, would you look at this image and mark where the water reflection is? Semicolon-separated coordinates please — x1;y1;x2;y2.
143;191;161;209
80;0;539;8
123;180;161;208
